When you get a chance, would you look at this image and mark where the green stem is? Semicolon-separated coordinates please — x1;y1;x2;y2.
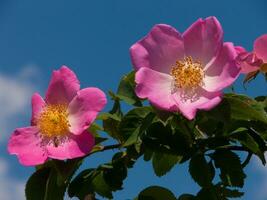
84;143;122;158
215;145;248;152
205;145;249;154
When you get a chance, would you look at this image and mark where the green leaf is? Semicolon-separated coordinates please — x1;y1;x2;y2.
196;187;220;200
88;123;107;145
92;171;113;198
97;112;121;121
144;122;192;157
103;117;122;141
152;108;173;125
68;169;95;199
108;91;124;118
178;194;196;200
197;99;231;136
199;137;230;150
196;184;244;200
251;122;267;141
25;167;50;200
255;96;267;110
68;153;129;200
122;127;140;147
230;129;265;163
101;92;124;141
137;186;176;200
189;153;214;187
94;136;108;145
26;167;66;200
124;112;155;147
202;99;231;123
212;150;246;187
117;71;142;106
88;122;103;134
68;169;113;199
103;156;127;191
120;107;154;145
220;187;244;198
224;94;267;124
170;119;194;153
152;152;181;177
143;148;154;161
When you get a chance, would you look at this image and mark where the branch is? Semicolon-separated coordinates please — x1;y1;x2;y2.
84;143;122;158
102;143;122;151
214;145;249;152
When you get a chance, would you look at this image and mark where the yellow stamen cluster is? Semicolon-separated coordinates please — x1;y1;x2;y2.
171;56;204;89
37;104;70;139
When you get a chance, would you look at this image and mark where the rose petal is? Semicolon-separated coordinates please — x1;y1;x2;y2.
45;66;80;105
240;60;261;74
235;47;261;74
235;46;246;55
7;126;47;166
254;34;267;62
203;42;240;92
130;24;184;73
46;131;95;159
183;16;223;65
31;93;45;126
135;67;178;111
173;88;222;120
68;88;107;135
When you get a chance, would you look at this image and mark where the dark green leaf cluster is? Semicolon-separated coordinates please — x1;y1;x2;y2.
25;71;267;199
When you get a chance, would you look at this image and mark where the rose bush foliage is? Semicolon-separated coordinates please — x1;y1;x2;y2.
7;17;267;200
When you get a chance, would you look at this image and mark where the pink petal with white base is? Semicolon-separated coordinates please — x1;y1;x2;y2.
31;93;45;126
235;46;261;73
254;34;267;62
203;43;240;92
7;126;47;166
183;17;223;65
173;88;222;120
68;88;107;135
135;67;178;111
130;24;184;73
45;66;80;105
240;55;261;74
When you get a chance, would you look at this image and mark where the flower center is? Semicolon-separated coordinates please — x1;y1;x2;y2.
170;56;205;89
37;104;70;139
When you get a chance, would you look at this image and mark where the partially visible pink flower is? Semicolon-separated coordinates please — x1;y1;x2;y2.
130;17;240;120
236;34;267;73
8;66;107;166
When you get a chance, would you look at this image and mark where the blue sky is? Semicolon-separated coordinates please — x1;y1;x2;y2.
0;0;267;199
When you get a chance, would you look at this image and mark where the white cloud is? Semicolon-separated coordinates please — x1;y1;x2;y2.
0;65;40;142
0;157;25;200
250;155;267;200
0;65;41;200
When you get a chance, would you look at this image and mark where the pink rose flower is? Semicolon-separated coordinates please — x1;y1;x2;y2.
8;66;107;166
130;17;240;120
236;34;267;73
